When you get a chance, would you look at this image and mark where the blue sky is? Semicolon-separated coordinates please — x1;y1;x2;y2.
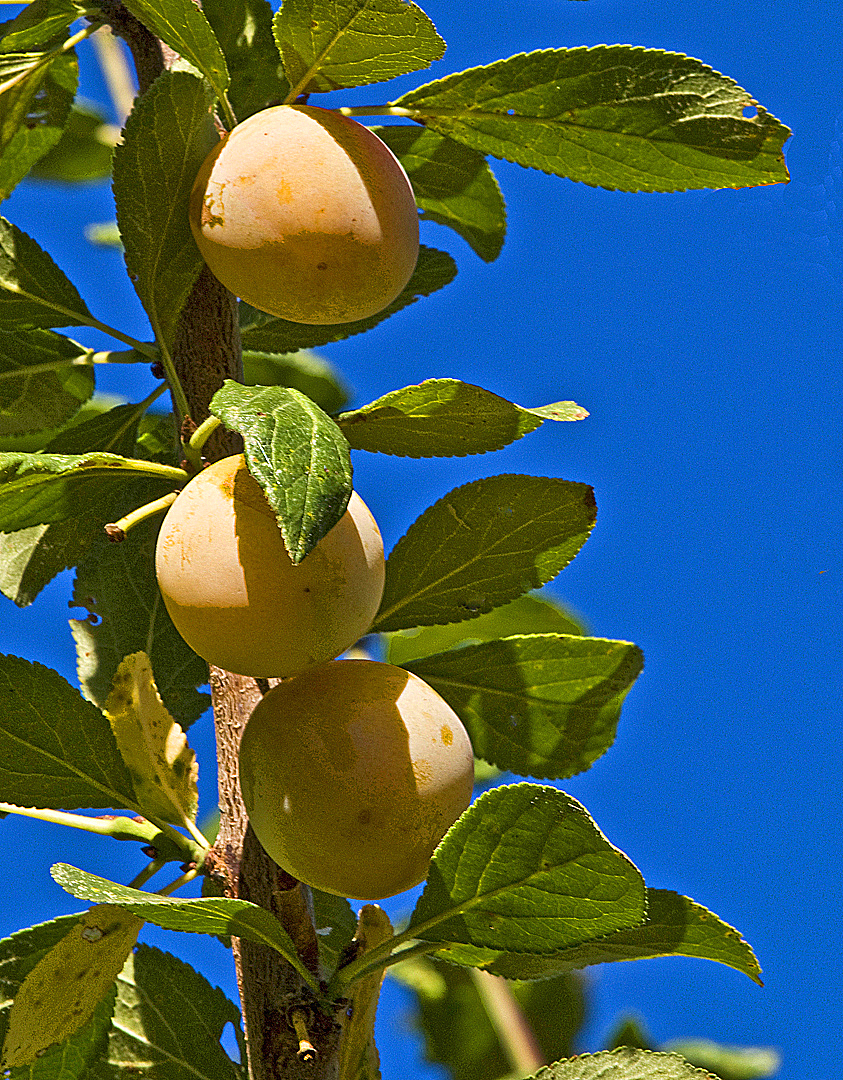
2;2;841;1078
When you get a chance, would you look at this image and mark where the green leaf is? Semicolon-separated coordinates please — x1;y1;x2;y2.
29;102;116;183
243;349;350;413
275;0;445;97
107;945;244;1080
118;0;230;101
112;70;218;350
391;957;585;1080
70;510;210;729
43;401;151;457
662;1040;780;1080
239;245;456;352
433;889;763;986
0;330;94;437
386;593;585;665
375;125;506;262
0;50;77;200
373;475;596;633
0;217;94;329
0;458;177;608
104;653;199;828
0;0;83;51
2;906;141;1068
0;912;115;1080
337;379;586;457
209;382;353;562
532;1048;722;1080
0;451;183;532
311;889;358;974
408;784;646;953
403;634;644;780
394;47;791;192
202;0;290;119
0;654;139;812
51;864;306;970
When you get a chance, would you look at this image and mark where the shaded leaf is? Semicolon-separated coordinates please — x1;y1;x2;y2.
2;906;142;1068
70;510;210;729
239;245;456;352
275;0;445;97
43;401;150;457
118;0;230;100
0;654;139;812
0;1;83;51
408;784;646;953
107;945;244;1080
403;634;644;779
392;956;585;1080
202;0;290;120
395;47;791;192
373;475;596;633
0;459;175;608
112;70;218;350
51;865;305;969
534;1048;720;1079
0;216;93;329
433;889;763;986
386;592;585;665
209;382;352;562
0;50;77;200
337;379;586;458
0;451;183;533
0;330;93;437
243;349;350;414
29;102;116;183
375;125;506;261
663;1040;780;1080
312;889;358;974
104;653;198;827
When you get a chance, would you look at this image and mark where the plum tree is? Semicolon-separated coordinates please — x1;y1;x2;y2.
155;454;385;678
189;104;420;324
238;659;475;899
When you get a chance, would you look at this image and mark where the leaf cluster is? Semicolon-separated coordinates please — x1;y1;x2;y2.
0;0;789;1076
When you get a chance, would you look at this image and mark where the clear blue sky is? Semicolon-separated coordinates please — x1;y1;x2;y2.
2;3;841;1078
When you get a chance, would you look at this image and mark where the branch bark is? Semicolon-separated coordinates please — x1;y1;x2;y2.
98;7;336;1078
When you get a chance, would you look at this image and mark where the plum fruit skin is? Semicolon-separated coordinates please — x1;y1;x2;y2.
189;104;420;325
155;455;385;679
238;660;475;900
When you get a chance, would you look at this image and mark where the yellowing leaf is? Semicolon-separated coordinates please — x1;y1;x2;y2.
105;652;198;827
2;904;143;1067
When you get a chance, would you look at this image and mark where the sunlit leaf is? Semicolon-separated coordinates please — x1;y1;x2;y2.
395;47;791;192
210;381;352;562
374;474;596;632
408;784;646;952
104;653;199;827
275;0;445;96
337;379;586;457
2;906;142;1068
